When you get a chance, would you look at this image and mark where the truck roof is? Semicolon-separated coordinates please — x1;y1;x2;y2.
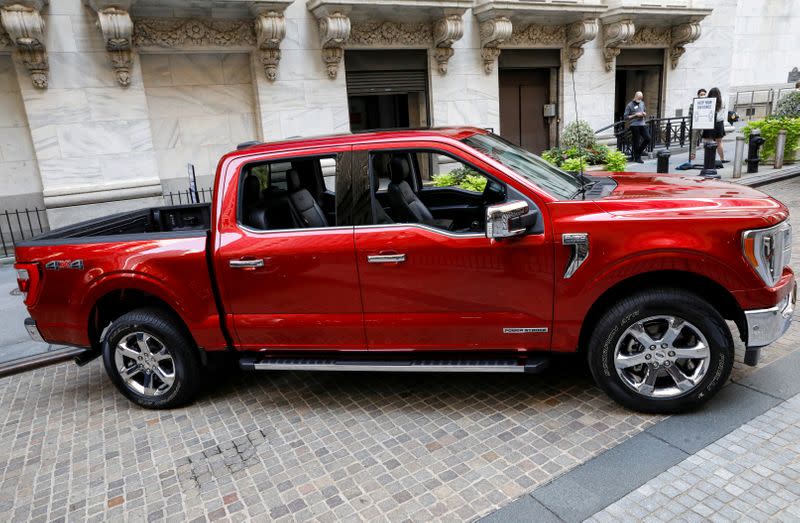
227;126;488;158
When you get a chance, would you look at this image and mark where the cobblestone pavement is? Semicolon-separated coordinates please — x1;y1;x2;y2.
0;179;798;522
586;393;800;523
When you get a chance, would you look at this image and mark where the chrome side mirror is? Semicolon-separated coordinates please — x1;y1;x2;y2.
486;200;529;239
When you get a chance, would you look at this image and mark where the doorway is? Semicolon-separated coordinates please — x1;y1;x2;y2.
498;50;560;154
614;49;664;123
345;50;429;132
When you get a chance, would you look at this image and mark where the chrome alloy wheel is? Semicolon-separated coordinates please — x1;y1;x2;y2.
114;332;176;397
614;315;711;399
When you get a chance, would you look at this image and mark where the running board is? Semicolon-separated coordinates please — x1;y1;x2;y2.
0;347;93;379
239;356;548;374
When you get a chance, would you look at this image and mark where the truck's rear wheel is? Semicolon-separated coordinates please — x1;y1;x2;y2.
588;289;733;414
102;308;201;409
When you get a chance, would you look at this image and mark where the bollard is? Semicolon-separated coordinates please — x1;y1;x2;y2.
775;130;788;170
747;129;766;173
656;150;670;173
733;135;745;178
700;142;719;178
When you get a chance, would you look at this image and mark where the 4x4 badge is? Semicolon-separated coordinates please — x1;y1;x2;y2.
45;260;84;271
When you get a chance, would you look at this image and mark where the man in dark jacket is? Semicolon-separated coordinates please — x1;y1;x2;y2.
623;91;649;163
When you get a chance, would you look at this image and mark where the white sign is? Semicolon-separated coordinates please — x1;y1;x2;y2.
692;97;717;130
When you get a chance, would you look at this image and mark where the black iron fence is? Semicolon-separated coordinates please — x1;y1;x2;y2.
0;208;49;258
163;187;213;206
597;116;690;157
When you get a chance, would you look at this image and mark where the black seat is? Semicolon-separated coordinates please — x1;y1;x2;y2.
287;169;328;228
387;155;434;224
242;175;268;230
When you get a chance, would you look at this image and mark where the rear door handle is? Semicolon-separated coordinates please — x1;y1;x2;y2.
367;254;406;264
229;258;265;269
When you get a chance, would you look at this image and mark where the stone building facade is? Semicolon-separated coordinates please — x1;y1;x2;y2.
0;0;798;225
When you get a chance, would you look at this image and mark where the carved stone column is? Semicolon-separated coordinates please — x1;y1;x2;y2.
601;19;635;72
670;21;701;69
317;12;350;79
95;7;134;86
254;11;286;81
432;14;463;75
566;19;598;72
0;1;48;88
479;16;511;74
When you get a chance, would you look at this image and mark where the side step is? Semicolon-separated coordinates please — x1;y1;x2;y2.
239;356;548;374
0;347;93;379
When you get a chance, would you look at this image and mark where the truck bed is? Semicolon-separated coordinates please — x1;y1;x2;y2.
24;203;211;243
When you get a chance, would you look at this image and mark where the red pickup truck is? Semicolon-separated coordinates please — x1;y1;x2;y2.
13;127;795;413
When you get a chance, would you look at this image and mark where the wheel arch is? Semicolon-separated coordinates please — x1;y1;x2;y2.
88;288;201;361
577;270;746;353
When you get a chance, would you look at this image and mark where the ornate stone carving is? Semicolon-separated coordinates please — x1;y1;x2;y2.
565;19;598;72
479;17;512;74
629;26;671;47
507;24;565;47
432;15;463;75
255;11;286;81
0;24;11;49
317;12;350;79
93;7;133;86
670;21;701;69
132;17;256;48
602;19;635;72
349;21;432;46
0;3;48;88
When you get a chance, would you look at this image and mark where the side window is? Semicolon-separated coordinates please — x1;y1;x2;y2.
418;152;488;193
239;155;340;231
368;149;503;233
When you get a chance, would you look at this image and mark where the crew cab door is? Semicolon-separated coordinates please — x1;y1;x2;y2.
352;142;555;351
214;148;365;351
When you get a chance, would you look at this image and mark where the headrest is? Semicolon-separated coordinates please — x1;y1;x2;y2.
286;169;301;191
388;155;410;184
242;175;261;204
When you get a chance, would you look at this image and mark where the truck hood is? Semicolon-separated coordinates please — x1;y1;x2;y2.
594;172;788;224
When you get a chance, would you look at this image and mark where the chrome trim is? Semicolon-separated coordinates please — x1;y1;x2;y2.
486;200;529;239
229;258;265;268
239;224;354;235
745;281;796;348
24;318;44;343
562;232;589;279
367;254;406;264
251;360;525;373
503;327;548;333
355;222;486;239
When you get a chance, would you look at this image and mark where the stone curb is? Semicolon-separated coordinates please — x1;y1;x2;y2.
479;349;800;523
734;164;800;187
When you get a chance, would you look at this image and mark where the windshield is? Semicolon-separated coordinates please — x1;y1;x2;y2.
462;133;583;200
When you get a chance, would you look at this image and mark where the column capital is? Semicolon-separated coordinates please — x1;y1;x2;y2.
91;5;134;86
670;21;701;69
602;19;635;72
566;19;598;72
479;16;511;74
432;14;463;75
0;2;48;88
316;11;350;79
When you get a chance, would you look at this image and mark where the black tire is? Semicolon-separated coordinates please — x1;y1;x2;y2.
587;288;733;414
102;307;201;409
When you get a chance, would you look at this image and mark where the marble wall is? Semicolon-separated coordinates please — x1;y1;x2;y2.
0;56;42;213
17;0;161;225
254;1;350;142
429;10;500;131
141;53;257;191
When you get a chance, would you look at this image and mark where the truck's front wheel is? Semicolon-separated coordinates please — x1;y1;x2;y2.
102;308;201;409
588;289;733;413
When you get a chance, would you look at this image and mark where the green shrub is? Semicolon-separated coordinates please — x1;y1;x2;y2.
541;148;562;166
561;120;597;150
431;166;487;192
604;150;628;172
561;156;588;173
586;144;610;165
743;117;800;164
542;143;608;167
775;91;800;118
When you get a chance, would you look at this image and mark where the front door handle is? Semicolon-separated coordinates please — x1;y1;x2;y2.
229;258;265;269
367;254;406;264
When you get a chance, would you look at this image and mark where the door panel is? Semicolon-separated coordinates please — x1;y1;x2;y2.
499;69;550;153
354;225;554;351
218;228;364;350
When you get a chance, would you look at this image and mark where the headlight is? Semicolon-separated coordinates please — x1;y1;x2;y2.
743;221;792;286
